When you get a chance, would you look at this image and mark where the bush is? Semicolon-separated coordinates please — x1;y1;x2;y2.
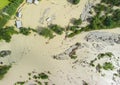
72;0;80;5
68;25;79;32
39;28;54;39
70;55;77;59
38;73;48;79
0;26;18;42
19;27;32;35
97;52;113;59
0;65;11;80
49;24;64;35
73;18;82;25
14;81;25;85
101;0;120;6
103;62;114;70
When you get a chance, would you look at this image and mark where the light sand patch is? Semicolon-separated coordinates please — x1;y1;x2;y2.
21;0;87;28
0;28;120;85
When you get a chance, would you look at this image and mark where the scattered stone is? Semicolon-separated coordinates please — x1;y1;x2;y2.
85;31;120;45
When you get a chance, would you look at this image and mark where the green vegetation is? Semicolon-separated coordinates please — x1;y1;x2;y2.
89;58;97;67
0;65;11;80
68;25;79;32
73;18;82;25
97;52;113;59
39;28;54;39
89;52;115;73
103;62;114;70
70;55;77;59
67;0;120;37
0;26;18;42
49;24;64;35
0;0;24;28
14;81;25;85
39;73;49;79
67;29;81;37
15;72;49;85
19;27;32;35
72;0;80;5
0;0;9;10
101;0;120;6
0;50;11;57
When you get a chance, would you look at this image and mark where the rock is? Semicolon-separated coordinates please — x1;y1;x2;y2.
85;31;120;45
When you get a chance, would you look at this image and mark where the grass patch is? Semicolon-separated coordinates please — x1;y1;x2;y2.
0;0;9;10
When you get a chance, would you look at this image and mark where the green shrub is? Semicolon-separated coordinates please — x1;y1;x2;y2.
97;53;105;59
72;0;80;5
97;52;113;59
101;0;120;6
0;65;11;80
38;73;48;79
19;27;32;35
68;25;79;32
49;24;64;35
70;55;77;59
14;81;25;85
73;18;82;25
0;26;18;42
105;52;113;58
103;62;114;70
40;28;54;39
